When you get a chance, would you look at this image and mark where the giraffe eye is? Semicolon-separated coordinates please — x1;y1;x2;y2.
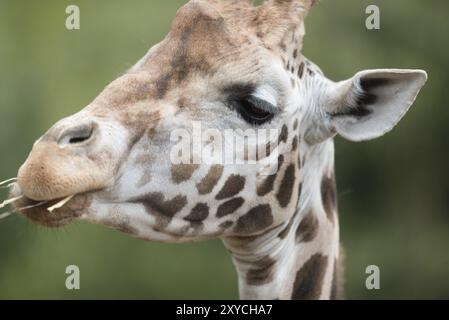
230;96;277;125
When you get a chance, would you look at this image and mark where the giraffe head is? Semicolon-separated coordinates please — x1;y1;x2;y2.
12;0;426;242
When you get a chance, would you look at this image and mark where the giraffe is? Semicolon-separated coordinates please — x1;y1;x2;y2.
6;0;427;299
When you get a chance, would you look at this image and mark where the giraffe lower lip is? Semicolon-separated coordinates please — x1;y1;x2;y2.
14;195;83;228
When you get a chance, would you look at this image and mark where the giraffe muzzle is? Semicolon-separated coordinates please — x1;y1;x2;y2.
16;120;110;202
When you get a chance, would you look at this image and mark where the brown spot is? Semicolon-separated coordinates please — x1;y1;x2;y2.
219;220;234;229
292;254;329;300
234;204;273;235
134;193;187;227
257;155;284;197
276;164;296;208
279;125;288;144
104;208;138;235
246;256;276;285
216;174;245;200
196;165;224;195
97;79;151;112
321;173;338;223
277;220;293;240
184;203;209;222
119;110;160;139
293;119;299;130
293;49;298;59
136;171;152;188
298;62;305;79
134;154;155;167
296;182;303;208
257;174;276;197
216;197;245;218
148;127;157;140
264;140;274;158
177;97;189;109
171;164;199;184
153;5;225;99
260;143;270;159
279;42;287;52
295;212;319;243
307;68;315;77
278;191;302;240
292;136;298;151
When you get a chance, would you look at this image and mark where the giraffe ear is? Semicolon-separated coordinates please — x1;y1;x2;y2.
325;69;428;142
255;0;317;47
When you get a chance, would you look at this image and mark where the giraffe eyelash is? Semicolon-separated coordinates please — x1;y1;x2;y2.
227;95;278;126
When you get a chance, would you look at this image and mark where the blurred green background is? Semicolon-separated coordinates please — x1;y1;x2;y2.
0;0;448;299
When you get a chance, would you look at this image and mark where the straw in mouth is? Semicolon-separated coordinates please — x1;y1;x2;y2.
47;195;75;213
0;211;13;220
0;183;15;190
0;177;76;220
0;178;17;187
0;178;19;219
0;201;49;220
0;195;24;209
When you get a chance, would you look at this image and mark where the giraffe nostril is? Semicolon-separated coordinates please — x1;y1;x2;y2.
58;123;95;146
68;131;92;144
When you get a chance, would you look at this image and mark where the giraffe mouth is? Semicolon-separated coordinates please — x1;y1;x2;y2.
9;188;91;228
16;196;78;227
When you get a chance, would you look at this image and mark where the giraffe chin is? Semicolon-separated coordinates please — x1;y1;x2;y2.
11;193;92;228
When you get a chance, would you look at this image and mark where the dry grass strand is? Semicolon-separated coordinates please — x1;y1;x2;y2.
47;195;74;213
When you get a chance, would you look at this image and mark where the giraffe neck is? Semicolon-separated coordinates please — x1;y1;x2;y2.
222;140;341;300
